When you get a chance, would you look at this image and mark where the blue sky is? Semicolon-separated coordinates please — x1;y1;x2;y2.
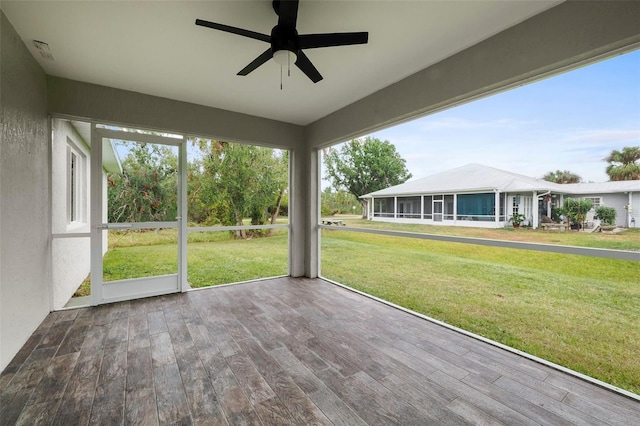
364;48;640;183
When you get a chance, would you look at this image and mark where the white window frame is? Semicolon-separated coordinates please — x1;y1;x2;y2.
66;139;87;227
583;197;601;210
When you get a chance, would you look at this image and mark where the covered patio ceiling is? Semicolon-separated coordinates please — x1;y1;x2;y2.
1;0;562;126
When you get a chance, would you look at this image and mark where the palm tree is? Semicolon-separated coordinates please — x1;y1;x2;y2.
605;146;640;181
542;170;581;184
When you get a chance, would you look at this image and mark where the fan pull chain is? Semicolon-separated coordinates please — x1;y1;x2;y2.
288;52;291;77
280;65;283;90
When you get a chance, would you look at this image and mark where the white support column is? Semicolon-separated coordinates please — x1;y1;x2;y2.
532;191;538;229
495;191;500;226
394;197;398;219
420;195;424;220
89;125;103;306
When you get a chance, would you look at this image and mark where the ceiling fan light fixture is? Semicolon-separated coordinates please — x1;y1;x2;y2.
273;49;296;66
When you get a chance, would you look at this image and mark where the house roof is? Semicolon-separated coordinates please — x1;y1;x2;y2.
362;164;640;197
567;180;640;194
71;121;122;174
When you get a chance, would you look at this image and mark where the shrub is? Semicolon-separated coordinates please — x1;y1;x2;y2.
595;205;617;226
561;198;593;227
551;207;563;223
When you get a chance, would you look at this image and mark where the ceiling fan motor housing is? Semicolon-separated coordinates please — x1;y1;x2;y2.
271;25;299;57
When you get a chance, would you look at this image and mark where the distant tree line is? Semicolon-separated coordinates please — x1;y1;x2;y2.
323;137;412;217
107;139;288;239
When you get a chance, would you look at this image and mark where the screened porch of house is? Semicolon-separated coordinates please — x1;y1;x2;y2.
371;193;508;224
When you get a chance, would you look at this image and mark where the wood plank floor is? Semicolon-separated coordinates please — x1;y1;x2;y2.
1;277;638;425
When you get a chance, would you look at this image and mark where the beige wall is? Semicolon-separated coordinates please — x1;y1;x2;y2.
1;11;51;371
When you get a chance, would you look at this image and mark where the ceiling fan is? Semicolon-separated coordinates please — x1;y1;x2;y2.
195;0;368;83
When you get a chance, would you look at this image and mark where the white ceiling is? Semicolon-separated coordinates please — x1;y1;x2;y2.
2;1;561;126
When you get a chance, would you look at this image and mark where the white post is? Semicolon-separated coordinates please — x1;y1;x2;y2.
495;191;500;226
629;192;633;228
370;197;374;219
394;196;397;219
453;194;457;223
89;125;103;306
532;191;538;229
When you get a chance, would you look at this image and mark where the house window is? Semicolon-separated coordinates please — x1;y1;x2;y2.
67;142;86;225
444;195;454;220
423;196;432;219
70;151;77;222
584;197;601;210
397;196;420;218
374;197;395;217
457;193;495;221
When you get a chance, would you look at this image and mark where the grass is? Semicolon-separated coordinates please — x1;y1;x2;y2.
74;220;640;394
74;228;288;295
321;229;640;395
186;231;288;287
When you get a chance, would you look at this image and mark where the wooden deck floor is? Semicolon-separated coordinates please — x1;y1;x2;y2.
1;277;638;425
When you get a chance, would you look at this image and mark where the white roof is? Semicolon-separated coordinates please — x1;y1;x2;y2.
362;164;640;197
567;180;640;194
71;121;122;174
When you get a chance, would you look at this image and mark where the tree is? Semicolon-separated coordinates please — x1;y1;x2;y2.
321;188;360;216
106;138;287;238
108;142;178;223
197;140;288;238
605;146;640;181
324;137;412;217
542;170;582;184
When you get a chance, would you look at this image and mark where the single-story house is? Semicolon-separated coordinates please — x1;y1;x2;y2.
361;164;640;229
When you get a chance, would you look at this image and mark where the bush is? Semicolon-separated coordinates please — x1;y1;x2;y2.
595;206;617;226
561;198;593;227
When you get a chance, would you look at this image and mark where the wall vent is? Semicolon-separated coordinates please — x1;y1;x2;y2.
33;40;55;60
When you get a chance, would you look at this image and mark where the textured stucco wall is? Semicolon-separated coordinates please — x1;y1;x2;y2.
51;119;91;309
47;76;305;150
0;11;50;371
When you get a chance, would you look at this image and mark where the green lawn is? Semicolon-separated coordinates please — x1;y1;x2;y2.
76;228;288;294
78;223;639;394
